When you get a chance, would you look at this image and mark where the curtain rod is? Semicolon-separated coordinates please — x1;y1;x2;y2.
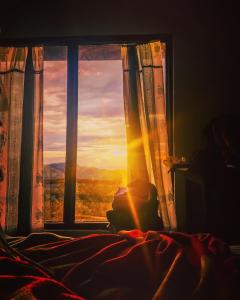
0;35;170;47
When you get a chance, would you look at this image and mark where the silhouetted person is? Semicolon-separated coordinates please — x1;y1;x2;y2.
107;180;163;232
188;114;240;243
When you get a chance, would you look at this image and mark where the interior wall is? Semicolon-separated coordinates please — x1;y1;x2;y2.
1;0;238;227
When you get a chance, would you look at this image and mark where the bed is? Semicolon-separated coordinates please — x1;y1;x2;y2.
0;230;240;299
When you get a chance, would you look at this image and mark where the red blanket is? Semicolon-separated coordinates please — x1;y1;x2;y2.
1;230;239;299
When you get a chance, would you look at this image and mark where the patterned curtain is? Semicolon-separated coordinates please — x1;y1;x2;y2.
121;42;177;230
0;48;28;233
31;47;44;231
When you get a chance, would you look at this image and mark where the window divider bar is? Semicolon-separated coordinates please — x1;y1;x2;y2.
63;45;78;225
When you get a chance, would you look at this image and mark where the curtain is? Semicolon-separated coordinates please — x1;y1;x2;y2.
31;47;44;231
121;42;177;229
122;46;149;183
0;47;44;233
0;79;8;230
0;47;28;233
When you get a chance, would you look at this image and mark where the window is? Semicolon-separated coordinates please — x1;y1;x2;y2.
43;46;67;223
43;44;128;225
0;36;173;231
8;35;172;229
76;45;127;222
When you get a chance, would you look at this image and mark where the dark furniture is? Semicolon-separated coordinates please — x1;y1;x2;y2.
185;166;240;244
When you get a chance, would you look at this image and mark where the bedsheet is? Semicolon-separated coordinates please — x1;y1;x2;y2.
1;230;239;300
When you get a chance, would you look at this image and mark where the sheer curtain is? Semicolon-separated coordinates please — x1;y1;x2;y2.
122;46;149;183
0;47;28;232
121;42;177;229
0;47;44;233
31;47;44;231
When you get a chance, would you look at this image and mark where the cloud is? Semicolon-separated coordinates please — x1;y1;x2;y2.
44;110;63;117
78;116;126;139
43;58;127;169
43;151;66;165
78;60;124;118
44;139;66;151
77;144;127;170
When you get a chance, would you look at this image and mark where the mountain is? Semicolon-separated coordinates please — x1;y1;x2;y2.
44;163;125;181
44;163;65;179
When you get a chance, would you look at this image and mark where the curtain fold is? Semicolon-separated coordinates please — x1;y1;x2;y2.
31;47;44;231
121;42;177;230
121;46;149;183
0;47;44;233
0;47;28;233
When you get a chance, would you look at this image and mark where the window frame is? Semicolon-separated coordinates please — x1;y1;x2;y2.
0;35;174;230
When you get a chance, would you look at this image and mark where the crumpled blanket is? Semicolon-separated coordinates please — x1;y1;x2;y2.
1;230;239;300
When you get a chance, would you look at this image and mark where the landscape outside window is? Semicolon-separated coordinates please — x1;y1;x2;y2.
43;45;127;223
76;45;127;222
43;46;67;222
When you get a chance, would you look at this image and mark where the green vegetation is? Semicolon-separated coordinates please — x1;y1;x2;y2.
44;179;121;222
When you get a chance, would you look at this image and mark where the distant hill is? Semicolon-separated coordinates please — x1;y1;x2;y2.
44;163;65;179
44;163;126;181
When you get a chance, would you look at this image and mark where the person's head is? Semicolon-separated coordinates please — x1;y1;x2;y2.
127;180;158;203
204;114;240;163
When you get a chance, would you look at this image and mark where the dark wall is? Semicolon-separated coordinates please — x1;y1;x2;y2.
1;0;238;157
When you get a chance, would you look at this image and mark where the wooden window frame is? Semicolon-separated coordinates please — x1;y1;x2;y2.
0;35;173;230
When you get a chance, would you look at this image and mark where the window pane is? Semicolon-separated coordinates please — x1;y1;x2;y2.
43;46;67;223
76;45;127;222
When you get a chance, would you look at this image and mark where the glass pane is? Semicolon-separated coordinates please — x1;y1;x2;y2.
76;45;127;222
43;46;67;223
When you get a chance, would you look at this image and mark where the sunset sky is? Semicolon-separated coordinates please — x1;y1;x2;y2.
43;49;127;171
